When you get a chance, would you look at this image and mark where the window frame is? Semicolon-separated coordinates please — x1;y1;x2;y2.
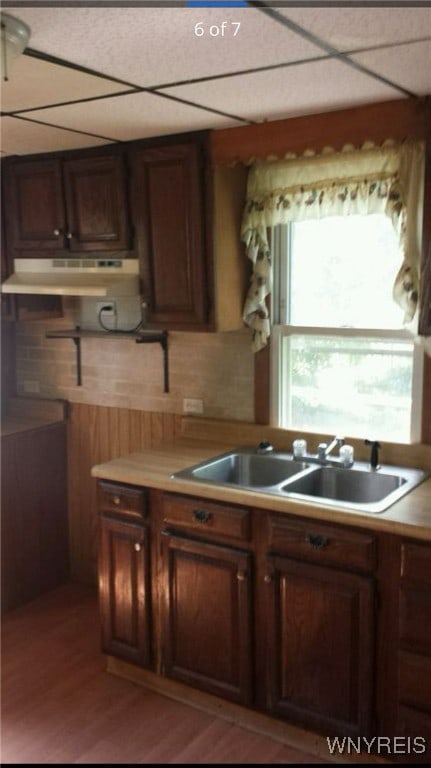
270;224;424;444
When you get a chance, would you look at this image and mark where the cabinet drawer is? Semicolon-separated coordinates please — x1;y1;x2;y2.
399;651;431;713
401;542;431;585
267;515;376;572
98;481;147;521
162;494;251;541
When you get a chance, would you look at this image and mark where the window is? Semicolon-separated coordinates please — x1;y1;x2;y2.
272;214;423;443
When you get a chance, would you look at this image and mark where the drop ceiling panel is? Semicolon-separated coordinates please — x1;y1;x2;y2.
279;7;431;50
8;7;325;87
351;40;431;96
162;58;402;125
1;54;129;112
0;116;113;156
22;91;244;143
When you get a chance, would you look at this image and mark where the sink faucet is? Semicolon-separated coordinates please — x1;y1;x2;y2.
317;436;345;463
293;435;354;468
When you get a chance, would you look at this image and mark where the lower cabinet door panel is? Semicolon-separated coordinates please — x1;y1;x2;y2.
161;532;253;705
265;555;375;737
99;516;151;667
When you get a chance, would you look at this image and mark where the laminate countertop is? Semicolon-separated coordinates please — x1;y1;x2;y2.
1;398;67;437
91;440;431;542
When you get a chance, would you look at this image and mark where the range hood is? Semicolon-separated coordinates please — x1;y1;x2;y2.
1;258;140;297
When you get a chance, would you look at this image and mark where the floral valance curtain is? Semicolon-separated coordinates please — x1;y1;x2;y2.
240;141;425;352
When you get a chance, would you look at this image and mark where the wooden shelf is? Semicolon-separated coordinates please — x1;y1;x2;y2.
46;327;169;392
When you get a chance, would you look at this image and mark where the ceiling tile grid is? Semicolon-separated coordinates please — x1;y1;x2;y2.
19;91;245;143
161;57;403;124
1;5;430;156
0;115;113;156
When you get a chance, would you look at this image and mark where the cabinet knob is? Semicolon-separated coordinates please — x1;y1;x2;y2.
237;570;247;582
113;496;121;506
53;228;61;236
264;573;273;583
66;232;73;240
305;534;329;550
192;509;212;524
134;542;141;552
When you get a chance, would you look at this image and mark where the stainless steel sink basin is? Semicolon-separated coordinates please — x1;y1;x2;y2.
175;450;309;488
172;447;428;514
282;466;405;504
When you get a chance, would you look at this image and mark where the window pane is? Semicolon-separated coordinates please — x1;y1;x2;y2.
289;215;403;329
281;335;413;443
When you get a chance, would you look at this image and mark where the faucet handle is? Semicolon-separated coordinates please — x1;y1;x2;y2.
293;438;307;459
317;442;328;459
257;440;274;454
339;444;354;467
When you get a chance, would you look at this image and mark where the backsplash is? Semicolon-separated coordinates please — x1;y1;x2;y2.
15;298;254;422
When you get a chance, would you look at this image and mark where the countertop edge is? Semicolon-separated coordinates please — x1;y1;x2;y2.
91;442;431;542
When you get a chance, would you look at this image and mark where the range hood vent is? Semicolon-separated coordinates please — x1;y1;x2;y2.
1;258;140;297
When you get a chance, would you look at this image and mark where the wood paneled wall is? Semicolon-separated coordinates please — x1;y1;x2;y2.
68;403;182;584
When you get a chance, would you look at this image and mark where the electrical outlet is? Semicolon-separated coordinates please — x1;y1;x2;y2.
96;301;116;317
183;398;204;415
96;300;117;330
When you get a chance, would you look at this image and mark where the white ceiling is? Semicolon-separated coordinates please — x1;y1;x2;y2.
1;3;430;156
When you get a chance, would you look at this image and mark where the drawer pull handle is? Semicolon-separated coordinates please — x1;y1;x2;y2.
192;509;212;524
264;573;272;583
134;542;141;552
113;496;121;506
237;570;246;582
306;534;329;550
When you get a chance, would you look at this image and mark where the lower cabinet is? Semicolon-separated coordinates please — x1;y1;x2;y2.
96;481;429;759
159;492;254;705
98;482;152;668
263;514;376;737
264;555;375;736
1;422;68;613
160;532;253;705
396;540;431;761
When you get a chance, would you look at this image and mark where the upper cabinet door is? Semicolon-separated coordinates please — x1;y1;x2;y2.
5;159;66;251
3;154;130;255
63;155;130;252
129;141;208;328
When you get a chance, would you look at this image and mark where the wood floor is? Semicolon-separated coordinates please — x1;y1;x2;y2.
1;583;329;765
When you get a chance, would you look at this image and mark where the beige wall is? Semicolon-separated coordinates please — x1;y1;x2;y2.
15;298;254;423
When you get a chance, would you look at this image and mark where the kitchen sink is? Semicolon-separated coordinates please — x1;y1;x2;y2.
282;466;405;504
176;451;309;488
172;446;428;514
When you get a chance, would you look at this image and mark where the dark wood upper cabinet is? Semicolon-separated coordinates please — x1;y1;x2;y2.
5;159;65;251
63;155;129;251
129;141;208;328
4;154;130;254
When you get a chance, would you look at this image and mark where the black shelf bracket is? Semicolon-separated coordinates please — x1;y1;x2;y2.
46;326;170;392
135;329;169;393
